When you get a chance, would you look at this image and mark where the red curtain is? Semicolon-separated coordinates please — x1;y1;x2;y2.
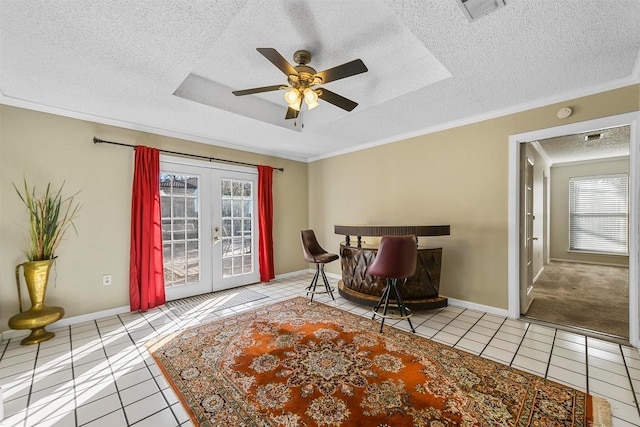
130;146;165;311
257;165;275;282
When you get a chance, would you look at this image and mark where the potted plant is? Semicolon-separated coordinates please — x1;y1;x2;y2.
9;178;81;345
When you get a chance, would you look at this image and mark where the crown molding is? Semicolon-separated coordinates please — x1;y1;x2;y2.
0;94;308;163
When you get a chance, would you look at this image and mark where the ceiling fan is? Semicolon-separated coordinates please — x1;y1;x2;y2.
232;48;368;120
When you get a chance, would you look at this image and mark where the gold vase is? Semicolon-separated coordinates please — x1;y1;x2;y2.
9;259;65;345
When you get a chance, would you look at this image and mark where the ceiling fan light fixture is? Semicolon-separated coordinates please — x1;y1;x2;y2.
306;99;320;111
284;89;301;105
288;100;301;112
233;48;368;120
303;88;320;110
303;88;318;102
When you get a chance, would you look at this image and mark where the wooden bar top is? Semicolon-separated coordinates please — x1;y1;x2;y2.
334;224;450;237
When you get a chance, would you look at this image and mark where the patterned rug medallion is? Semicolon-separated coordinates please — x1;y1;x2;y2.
147;297;611;426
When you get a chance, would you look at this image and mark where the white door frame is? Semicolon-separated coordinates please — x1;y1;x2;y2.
507;111;640;347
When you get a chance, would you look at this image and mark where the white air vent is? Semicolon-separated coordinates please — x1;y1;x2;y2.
585;133;603;141
456;0;506;22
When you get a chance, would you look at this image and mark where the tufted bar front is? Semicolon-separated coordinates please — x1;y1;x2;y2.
335;225;450;310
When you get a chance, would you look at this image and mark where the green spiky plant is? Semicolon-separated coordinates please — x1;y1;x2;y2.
14;178;81;261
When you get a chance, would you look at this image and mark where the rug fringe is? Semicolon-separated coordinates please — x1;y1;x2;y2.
590;396;612;427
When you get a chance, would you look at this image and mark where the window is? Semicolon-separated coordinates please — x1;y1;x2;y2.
569;174;628;255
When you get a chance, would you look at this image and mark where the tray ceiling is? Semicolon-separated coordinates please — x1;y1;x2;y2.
1;0;639;161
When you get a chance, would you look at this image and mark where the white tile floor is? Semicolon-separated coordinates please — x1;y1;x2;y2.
1;273;639;426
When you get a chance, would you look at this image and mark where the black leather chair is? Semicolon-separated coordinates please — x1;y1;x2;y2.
368;235;417;333
300;230;339;303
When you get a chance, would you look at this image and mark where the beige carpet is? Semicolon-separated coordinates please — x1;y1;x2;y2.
525;262;628;338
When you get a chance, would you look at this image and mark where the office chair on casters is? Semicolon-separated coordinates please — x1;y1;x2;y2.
368;235;417;333
300;230;338;303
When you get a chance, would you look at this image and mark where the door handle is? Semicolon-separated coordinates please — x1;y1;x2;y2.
532;237;539;241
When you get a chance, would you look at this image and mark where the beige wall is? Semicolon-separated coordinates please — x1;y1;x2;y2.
0;106;309;330
549;158;630;266
308;84;640;310
1;84;638;328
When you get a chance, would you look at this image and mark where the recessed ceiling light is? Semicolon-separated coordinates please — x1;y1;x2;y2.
456;0;506;22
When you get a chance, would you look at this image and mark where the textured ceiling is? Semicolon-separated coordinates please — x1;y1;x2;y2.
536;126;630;165
1;0;639;162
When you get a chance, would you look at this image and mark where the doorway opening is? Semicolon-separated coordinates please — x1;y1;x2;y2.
520;126;630;339
508;112;640;347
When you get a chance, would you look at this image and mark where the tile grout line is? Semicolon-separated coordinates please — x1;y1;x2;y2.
94;313;134;426
508;322;531;367
451;309;486;349
543;329;558;379
70;324;80;427
22;329;56;427
584;335;589;394
619;343;640;419
132;308;185;425
478;315;510;360
75;319;135;427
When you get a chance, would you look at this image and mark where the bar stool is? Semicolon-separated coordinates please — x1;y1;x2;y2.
368;235;417;333
300;230;339;303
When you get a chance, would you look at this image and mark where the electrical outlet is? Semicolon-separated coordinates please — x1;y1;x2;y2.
102;274;112;286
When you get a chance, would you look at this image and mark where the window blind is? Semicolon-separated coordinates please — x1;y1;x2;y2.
569;174;628;255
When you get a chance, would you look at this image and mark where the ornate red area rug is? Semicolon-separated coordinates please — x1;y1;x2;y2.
147;297;611;426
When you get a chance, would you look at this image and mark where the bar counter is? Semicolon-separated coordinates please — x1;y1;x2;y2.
335;225;450;309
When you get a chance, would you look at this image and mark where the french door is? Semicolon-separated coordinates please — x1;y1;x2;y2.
159;156;259;301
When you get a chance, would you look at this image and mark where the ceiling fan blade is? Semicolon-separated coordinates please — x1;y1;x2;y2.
317;89;358;111
232;84;283;96
285;107;300;120
257;48;298;76
315;59;368;84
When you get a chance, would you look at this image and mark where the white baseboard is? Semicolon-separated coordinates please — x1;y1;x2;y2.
549;258;629;268
298;269;510;318
286;268;341;281
1;271;314;342
444;296;510;318
1;305;131;341
275;269;311;279
324;271;342;280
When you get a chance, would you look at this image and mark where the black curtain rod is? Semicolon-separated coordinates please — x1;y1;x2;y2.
93;137;284;172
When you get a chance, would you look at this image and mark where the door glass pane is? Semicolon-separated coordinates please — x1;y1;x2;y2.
222;238;232;257
222;180;231;196
221;178;254;278
161;173;201;288
222;219;231;237
222;199;231;217
232;181;242;196
233;256;242;275
186;198;198;217
232;219;242;236
223;257;232;277
233;200;242;217
243;255;252;273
